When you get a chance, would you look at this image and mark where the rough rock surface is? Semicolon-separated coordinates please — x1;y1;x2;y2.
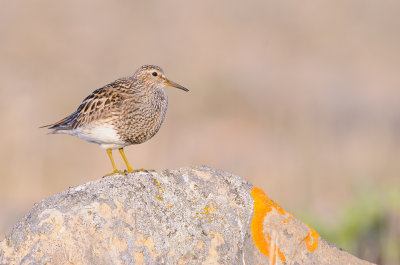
0;166;373;265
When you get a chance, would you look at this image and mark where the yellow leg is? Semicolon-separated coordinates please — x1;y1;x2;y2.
119;148;134;173
118;148;155;174
103;149;124;177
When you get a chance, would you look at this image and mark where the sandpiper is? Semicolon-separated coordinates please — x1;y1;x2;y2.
42;65;189;175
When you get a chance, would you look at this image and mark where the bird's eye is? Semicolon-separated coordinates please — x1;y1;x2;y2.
152;72;158;77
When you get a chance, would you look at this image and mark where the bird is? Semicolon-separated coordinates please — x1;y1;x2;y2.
42;65;189;175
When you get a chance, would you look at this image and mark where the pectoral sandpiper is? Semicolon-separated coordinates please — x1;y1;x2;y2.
42;65;189;175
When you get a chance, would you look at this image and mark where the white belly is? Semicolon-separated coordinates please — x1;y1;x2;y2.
70;124;127;149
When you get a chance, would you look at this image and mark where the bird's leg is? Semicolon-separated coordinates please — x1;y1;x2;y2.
119;148;134;173
119;148;155;173
103;148;124;177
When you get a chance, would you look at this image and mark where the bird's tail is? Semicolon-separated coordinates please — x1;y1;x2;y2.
40;113;76;133
39;116;69;129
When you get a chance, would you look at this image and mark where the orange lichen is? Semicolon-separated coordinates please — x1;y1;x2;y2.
304;223;319;251
251;186;320;261
251;187;286;264
282;216;295;223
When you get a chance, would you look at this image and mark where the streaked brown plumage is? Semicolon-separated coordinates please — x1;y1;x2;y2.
42;65;189;175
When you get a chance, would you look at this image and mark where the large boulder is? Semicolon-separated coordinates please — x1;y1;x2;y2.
0;166;373;264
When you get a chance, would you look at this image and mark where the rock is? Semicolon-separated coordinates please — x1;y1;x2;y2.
0;166;373;265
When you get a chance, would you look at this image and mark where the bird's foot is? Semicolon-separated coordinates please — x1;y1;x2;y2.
102;170;125;178
125;168;155;174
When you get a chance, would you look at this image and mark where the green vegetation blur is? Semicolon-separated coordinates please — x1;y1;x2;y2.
0;1;399;264
301;186;400;264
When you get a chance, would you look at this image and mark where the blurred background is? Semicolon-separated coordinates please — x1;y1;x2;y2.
0;1;399;263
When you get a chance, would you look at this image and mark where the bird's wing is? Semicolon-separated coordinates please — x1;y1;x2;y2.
42;78;132;131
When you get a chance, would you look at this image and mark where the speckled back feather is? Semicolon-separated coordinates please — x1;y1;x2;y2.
43;78;135;131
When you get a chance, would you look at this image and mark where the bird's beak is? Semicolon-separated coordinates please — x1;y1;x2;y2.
164;79;189;92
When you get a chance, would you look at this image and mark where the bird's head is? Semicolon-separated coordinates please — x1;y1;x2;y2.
134;65;189;92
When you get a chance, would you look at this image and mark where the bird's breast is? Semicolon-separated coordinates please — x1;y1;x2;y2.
118;91;168;145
